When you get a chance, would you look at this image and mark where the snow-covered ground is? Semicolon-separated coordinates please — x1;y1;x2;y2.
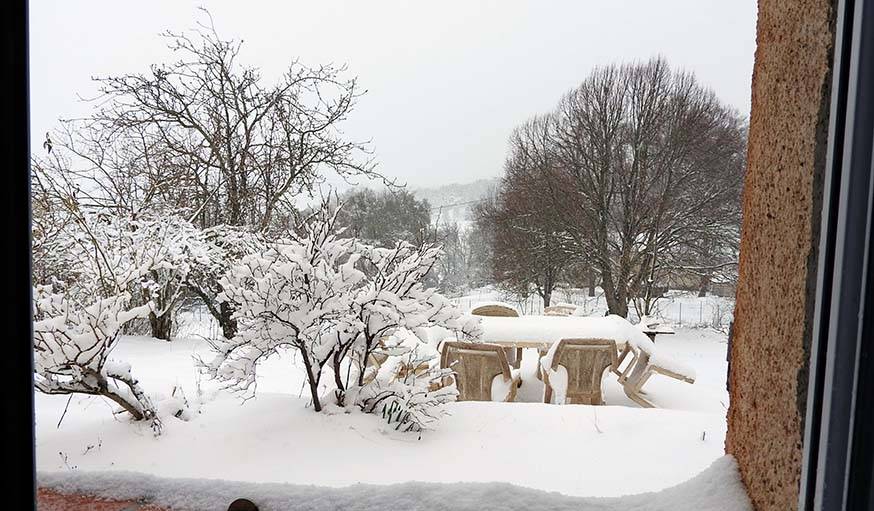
35;321;731;501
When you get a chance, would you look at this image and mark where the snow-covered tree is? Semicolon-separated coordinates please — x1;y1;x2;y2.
185;225;266;339
200;206;365;411
201;204;481;430
334;188;431;247
344;243;481;431
124;216;207;340
40;211;206;341
31;208;205;433
33;285;163;434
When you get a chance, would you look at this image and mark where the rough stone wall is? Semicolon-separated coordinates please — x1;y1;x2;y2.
725;1;836;510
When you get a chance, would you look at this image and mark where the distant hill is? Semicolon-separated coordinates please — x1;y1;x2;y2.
412;178;499;226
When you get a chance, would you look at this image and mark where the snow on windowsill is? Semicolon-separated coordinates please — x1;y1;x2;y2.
37;456;752;511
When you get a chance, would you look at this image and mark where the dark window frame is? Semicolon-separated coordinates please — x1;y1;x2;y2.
4;0;873;509
3;0;35;509
799;0;874;509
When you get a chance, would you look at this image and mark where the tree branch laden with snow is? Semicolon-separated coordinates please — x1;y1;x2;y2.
200;203;481;431
33;286;163;435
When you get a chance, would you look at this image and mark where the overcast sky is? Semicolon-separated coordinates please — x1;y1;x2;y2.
29;1;757;189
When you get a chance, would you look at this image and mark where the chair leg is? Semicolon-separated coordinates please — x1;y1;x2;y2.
625;388;655;408
535;348;546;381
543;379;553;404
502;347;515;368
614;345;630;376
506;376;521;402
623;373;656;408
617;350;637;383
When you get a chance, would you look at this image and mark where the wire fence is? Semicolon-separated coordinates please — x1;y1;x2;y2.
452;287;734;332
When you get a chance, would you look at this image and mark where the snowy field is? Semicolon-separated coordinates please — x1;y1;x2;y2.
35;317;731;500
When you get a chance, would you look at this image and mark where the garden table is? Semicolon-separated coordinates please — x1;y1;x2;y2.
641;327;675;343
475;315;644;368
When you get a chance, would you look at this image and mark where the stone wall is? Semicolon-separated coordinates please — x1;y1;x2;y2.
725;1;836;510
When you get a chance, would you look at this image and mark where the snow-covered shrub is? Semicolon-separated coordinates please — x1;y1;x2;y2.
341;241;482;392
201;204;482;431
356;330;458;433
32;285;163;434
35;210;206;340
341;241;481;431
199;205;366;411
31;211;204;433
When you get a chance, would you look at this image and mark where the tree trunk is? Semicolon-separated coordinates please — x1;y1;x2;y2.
219;301;238;339
101;387;145;420
615;286;629;318
149;311;173;341
600;267;628;317
300;348;323;412
588;268;597;296
332;353;346;406
186;282;239;339
698;274;711;297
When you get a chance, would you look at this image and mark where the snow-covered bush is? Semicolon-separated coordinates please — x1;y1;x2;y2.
34;210;207;340
202;204;481;431
341;241;481;431
200;206;365;411
340;241;482;391
31;211;205;433
32;285;163;434
356;330;458;433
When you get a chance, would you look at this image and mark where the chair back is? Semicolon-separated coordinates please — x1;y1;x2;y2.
470;304;519;317
548;338;618;405
440;342;513;401
544;305;576;316
619;342;651;386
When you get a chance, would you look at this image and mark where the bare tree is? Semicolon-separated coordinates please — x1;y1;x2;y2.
495;58;746;316
335;188;431;247
428;220;492;295
34;10;399;337
81;12;392;230
476;147;576;308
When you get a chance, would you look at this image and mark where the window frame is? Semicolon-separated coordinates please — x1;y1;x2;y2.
799;0;874;509
5;0;874;509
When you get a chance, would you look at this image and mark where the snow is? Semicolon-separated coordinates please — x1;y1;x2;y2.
543;365;568;403
35;326;732;500
490;368;521;401
491;374;512;401
499;314;695;383
636;315;676;334
477;314;653;349
38;455;751;511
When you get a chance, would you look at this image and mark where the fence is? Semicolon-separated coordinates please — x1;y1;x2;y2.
452;287;734;331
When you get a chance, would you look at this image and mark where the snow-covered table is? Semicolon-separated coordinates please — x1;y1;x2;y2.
475;314;655;367
637;316;676;343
